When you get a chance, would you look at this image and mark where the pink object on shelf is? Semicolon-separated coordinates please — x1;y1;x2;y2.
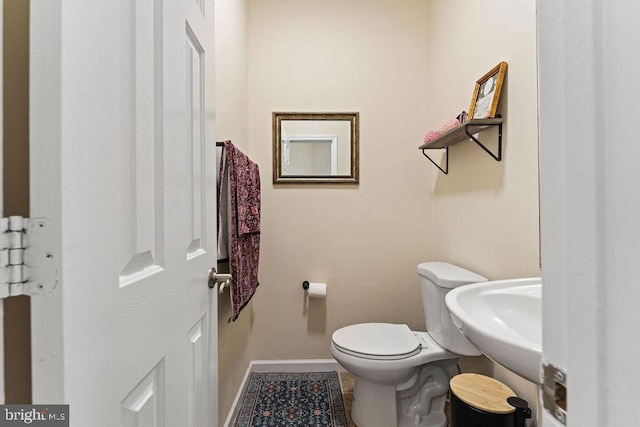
423;129;442;144
439;118;461;133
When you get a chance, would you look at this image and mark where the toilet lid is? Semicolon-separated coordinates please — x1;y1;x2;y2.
332;323;422;360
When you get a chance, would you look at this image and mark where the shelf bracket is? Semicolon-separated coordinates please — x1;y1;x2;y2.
464;122;502;161
421;147;448;175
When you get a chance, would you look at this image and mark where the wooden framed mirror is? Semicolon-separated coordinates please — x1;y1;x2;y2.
272;112;359;184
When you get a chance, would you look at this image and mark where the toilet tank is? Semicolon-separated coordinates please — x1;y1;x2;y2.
418;262;487;356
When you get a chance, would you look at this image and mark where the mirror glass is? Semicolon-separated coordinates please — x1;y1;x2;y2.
272;112;359;184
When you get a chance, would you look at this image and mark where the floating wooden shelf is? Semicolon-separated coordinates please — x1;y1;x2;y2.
418;117;503;174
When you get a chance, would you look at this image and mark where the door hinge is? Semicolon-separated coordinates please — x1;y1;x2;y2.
542;362;567;425
0;216;57;298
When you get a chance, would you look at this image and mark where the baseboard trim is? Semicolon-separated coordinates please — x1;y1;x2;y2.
222;362;252;427
222;359;343;427
250;358;343;373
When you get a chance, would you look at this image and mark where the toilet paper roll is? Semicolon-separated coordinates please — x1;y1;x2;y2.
307;282;327;298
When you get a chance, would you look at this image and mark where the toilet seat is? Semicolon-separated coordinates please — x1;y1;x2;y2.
331;323;422;360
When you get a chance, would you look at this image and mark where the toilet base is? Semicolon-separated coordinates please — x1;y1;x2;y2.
351;359;458;427
352;377;398;427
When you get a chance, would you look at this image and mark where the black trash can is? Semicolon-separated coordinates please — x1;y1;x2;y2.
450;373;531;427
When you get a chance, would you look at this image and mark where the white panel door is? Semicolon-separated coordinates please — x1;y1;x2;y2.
539;1;640;426
29;1;217;425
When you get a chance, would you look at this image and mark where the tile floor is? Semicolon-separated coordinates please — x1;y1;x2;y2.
338;371;356;427
339;371;451;427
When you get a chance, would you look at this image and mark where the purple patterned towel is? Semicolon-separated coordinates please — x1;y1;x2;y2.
219;141;261;321
236;153;261;235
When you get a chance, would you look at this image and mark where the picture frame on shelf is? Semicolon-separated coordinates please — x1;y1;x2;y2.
469;62;508;119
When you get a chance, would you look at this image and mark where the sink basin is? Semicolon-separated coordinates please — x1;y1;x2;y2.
445;278;542;383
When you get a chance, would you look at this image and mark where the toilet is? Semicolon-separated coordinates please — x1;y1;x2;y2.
331;262;487;427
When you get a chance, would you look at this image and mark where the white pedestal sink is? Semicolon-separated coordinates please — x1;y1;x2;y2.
445;278;542;383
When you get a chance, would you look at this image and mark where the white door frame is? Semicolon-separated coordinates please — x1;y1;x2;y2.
0;0;4;404
282;135;338;175
30;1;64;402
538;1;640;425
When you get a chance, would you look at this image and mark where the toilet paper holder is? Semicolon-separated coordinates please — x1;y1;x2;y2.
302;281;327;300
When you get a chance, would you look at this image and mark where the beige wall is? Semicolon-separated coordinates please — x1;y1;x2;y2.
214;0;252;424
215;0;540;421
247;0;433;359
427;0;540;412
427;0;540;280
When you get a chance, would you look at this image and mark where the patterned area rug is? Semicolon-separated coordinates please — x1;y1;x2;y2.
234;371;348;427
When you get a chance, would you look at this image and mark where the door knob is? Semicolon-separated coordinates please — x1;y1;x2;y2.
208;267;232;293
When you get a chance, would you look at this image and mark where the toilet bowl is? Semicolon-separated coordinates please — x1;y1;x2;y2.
331;262;487;427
